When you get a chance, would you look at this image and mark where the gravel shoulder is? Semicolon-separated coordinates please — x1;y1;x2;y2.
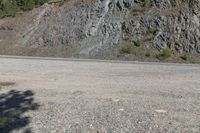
0;56;200;133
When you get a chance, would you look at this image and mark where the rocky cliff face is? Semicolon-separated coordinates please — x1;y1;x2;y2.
127;0;200;54
19;0;135;58
0;0;200;61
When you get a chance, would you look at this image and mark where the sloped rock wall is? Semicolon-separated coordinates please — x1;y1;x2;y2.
124;0;200;54
1;0;200;59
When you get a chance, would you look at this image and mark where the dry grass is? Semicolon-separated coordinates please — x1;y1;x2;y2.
0;81;16;87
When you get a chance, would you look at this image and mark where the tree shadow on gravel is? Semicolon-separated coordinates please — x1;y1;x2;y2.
0;90;39;133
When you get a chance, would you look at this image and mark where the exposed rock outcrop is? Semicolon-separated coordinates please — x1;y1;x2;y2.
19;0;134;58
0;0;200;60
126;0;200;54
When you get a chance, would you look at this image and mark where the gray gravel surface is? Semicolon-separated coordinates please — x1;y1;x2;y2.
0;56;200;133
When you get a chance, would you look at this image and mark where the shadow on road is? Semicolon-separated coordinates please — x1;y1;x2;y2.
0;90;39;133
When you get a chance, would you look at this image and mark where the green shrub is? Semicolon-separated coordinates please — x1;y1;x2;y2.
34;0;49;5
0;10;4;18
0;117;12;126
19;0;34;10
180;55;187;61
143;0;150;7
58;0;65;6
0;0;49;17
143;27;157;42
134;39;142;47
180;54;197;64
120;42;133;54
148;27;157;35
143;34;155;41
145;52;151;57
160;48;172;59
1;0;17;17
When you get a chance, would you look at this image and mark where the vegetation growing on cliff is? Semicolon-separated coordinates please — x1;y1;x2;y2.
0;0;49;17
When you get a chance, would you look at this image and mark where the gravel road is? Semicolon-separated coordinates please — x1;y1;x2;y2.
0;56;200;133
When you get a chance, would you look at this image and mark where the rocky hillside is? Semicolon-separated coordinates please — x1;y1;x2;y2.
0;0;200;63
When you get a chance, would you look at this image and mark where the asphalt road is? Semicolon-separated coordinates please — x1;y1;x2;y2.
0;56;200;133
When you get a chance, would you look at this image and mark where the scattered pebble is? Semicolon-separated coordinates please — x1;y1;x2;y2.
155;109;167;113
112;98;120;102
119;108;124;111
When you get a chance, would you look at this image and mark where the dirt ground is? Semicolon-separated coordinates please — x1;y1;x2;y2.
0;56;200;133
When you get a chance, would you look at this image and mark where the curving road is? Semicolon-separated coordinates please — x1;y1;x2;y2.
0;56;200;132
